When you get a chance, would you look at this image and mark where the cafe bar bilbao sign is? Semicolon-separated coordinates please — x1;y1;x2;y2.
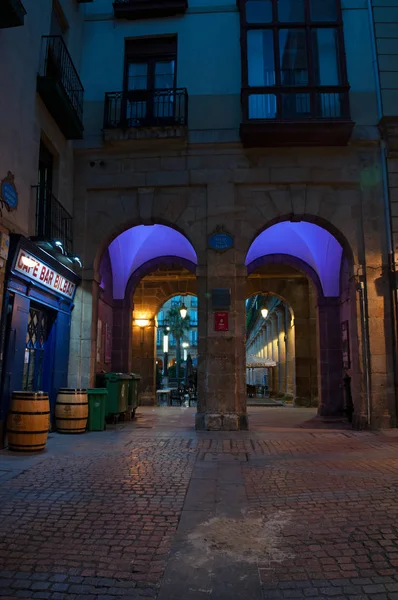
15;249;76;299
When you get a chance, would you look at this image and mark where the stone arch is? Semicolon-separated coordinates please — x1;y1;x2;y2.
125;256;197;309
90;217;199;281
245;218;357;417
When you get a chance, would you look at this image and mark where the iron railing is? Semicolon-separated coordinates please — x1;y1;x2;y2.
104;88;188;129
34;186;73;254
242;86;351;122
38;36;84;123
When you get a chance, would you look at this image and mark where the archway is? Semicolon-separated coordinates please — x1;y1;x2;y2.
155;293;198;396
246;220;358;417
96;225;198;404
246;292;297;405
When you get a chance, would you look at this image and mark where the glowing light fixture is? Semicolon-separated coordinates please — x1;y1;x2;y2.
163;334;169;353
179;300;187;320
182;342;189;348
135;319;149;328
261;308;269;319
21;256;37;268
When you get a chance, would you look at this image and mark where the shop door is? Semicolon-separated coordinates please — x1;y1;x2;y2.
22;305;54;392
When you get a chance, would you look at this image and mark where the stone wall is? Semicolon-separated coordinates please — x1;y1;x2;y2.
70;142;396;429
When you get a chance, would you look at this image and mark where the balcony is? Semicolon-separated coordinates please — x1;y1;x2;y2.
0;0;26;28
34;186;73;254
37;36;84;140
113;0;187;20
240;87;355;147
103;88;188;141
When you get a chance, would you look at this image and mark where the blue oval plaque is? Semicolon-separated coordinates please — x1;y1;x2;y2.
1;181;18;210
208;232;234;251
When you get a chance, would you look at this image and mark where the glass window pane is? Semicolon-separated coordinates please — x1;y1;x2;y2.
317;92;342;117
248;94;277;119
282;93;310;118
277;0;305;22
154;60;175;89
246;0;272;23
127;63;148;90
310;0;337;21
279;29;308;85
312;28;340;85
247;30;275;86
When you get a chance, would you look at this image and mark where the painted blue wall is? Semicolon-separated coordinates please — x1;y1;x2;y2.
79;0;379;136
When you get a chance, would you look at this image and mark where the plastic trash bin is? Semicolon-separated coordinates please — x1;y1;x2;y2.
96;373;131;416
128;373;141;417
87;388;108;431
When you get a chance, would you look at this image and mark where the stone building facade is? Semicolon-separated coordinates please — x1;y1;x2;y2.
1;0;398;434
0;0;85;443
62;0;398;431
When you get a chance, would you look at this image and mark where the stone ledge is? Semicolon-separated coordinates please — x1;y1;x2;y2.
103;126;188;143
195;412;248;431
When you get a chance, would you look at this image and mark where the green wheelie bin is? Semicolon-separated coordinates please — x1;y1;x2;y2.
96;373;131;417
127;373;141;418
87;388;108;431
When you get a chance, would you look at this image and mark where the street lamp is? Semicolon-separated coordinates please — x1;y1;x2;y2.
179;299;187;320
261;307;269;319
182;341;189;361
163;327;169;377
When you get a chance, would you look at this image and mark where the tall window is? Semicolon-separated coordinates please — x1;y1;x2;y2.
124;37;177;125
240;0;348;120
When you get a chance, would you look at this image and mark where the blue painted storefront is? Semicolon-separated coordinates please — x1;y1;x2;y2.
0;235;80;441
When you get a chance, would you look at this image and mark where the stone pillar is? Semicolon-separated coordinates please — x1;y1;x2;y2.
267;322;273;360
277;307;287;395
271;314;279;393
195;243;247;430
68;271;100;388
294;314;312;404
286;308;295;396
131;321;157;405
112;301;132;372
316;298;343;416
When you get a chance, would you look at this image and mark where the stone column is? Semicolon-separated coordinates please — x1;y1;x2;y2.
277;307;287;395
316;298;343;416
271;314;279;393
195;240;247;431
295;314;312;404
267;322;273;360
68;270;99;388
131;321;157;405
112;301;132;372
286;308;295;396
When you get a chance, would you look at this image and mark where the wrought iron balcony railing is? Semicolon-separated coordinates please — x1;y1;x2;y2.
34;186;73;254
37;36;84;139
104;88;188;129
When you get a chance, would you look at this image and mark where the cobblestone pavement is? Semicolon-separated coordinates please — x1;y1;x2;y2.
1;407;398;599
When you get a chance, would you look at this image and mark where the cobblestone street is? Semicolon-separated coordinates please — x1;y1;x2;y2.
1;407;398;599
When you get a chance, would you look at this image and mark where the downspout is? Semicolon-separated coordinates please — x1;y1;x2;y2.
366;0;398;426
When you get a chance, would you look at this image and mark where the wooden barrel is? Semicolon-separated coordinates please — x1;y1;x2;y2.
7;391;50;452
56;388;88;434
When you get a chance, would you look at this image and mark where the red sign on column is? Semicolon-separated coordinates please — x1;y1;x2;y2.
214;311;229;331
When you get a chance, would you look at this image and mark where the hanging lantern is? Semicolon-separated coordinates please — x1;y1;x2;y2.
261;307;268;319
180;301;187;319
